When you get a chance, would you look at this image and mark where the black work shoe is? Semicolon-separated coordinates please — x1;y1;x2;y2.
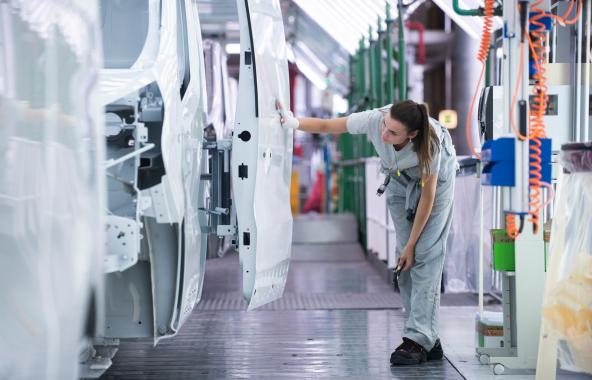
390;338;427;366
427;339;444;361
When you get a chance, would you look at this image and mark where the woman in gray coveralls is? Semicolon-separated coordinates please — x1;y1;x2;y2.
279;100;457;366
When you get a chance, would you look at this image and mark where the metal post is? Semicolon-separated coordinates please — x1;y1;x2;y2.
584;0;591;142
348;54;355;108
358;38;366;109
376;16;384;107
368;26;376;109
385;3;394;104
397;0;407;101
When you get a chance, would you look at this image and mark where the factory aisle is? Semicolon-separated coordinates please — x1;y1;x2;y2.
100;215;591;380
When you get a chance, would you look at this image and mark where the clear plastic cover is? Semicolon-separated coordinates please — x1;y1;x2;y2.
560;143;592;173
0;1;105;378
541;169;592;374
444;175;494;292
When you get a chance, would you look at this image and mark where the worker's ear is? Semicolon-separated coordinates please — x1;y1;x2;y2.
409;130;419;139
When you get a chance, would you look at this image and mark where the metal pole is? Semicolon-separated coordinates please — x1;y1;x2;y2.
348;54;355;108
397;0;407;101
575;1;583;142
358;38;366;109
376;16;384;107
368;26;376;109
583;0;591;142
385;3;394;104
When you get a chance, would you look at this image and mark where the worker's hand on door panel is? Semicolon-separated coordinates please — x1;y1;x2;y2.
275;100;299;129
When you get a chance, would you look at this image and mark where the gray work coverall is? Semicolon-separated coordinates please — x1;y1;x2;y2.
347;106;457;351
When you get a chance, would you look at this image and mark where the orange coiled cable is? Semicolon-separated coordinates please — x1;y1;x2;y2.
506;0;582;238
465;0;496;160
527;0;551;235
555;0;581;25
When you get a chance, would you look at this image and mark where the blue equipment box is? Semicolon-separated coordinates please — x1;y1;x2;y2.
481;137;552;186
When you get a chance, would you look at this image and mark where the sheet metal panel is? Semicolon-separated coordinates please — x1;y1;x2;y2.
233;0;293;310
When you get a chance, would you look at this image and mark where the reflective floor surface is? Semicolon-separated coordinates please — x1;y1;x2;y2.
101;222;592;379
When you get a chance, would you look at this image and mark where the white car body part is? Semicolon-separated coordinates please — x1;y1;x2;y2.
233;0;294;310
97;0;208;349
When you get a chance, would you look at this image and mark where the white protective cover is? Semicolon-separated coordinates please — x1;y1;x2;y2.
234;0;293;310
0;1;105;379
540;171;592;374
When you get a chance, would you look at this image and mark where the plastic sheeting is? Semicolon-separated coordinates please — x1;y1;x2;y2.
233;0;293;310
0;1;105;379
444;174;494;293
540;162;592;374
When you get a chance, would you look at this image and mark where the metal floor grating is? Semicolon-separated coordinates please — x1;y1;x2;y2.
196;292;402;311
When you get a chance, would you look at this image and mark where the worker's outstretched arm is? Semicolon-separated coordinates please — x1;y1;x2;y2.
276;100;348;134
297;117;348;134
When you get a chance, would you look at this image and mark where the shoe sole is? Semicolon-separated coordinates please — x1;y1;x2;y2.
390;354;427;366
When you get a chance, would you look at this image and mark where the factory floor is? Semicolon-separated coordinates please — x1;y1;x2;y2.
101;216;591;380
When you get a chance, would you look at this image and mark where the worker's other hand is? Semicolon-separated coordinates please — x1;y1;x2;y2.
275;100;299;129
398;245;415;272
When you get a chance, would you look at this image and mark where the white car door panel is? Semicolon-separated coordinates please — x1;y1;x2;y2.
233;0;293;310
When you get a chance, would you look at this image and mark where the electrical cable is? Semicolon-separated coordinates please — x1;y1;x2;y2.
554;0;581;26
509;41;528;141
464;0;496;159
527;0;550;235
540;181;555;208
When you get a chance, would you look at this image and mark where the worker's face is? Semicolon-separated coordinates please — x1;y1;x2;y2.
381;115;417;146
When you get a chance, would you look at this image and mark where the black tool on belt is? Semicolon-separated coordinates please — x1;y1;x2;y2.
376;175;390;196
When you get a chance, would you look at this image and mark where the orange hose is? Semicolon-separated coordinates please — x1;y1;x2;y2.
558;0;577;23
527;0;553;235
509;41;528;141
506;214;518;240
552;0;582;25
561;0;582;25
502;1;582;238
465;0;496;160
465;63;486;159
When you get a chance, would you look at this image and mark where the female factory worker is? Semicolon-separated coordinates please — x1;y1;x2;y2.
278;100;457;366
